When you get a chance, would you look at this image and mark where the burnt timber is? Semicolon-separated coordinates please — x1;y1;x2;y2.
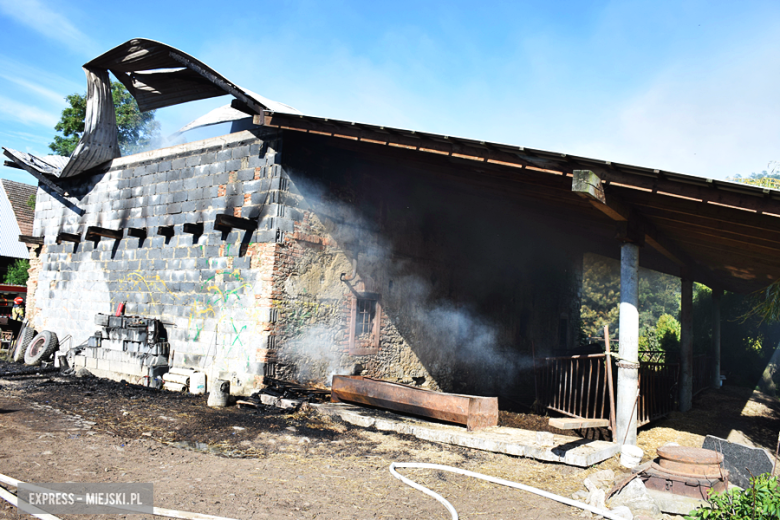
331;376;499;431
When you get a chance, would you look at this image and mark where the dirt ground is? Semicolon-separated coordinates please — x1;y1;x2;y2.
0;363;778;520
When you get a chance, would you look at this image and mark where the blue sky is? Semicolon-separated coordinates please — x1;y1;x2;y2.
0;0;778;186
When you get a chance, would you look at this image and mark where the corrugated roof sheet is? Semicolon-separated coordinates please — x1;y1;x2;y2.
0;179;32;259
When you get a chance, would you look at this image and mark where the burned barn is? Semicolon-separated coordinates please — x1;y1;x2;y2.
6;38;780;436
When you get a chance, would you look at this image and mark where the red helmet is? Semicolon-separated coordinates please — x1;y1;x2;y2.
13;297;23;305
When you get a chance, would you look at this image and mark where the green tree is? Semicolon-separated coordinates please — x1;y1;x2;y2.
49;81;160;156
3;259;29;285
580;253;680;344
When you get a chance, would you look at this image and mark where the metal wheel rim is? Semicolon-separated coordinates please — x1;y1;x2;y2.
28;336;45;357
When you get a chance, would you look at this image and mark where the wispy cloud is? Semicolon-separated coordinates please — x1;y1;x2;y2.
0;0;96;55
0;94;59;127
0;73;68;105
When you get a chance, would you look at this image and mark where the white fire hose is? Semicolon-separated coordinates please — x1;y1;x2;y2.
389;462;628;520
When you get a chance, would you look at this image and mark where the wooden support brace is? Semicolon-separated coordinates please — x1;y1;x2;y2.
56;232;80;244
214;213;257;232
85;226;123;241
18;235;44;246
548;418;610;430
183;223;204;235
157;226;175;238
126;228;147;239
572;170;606;203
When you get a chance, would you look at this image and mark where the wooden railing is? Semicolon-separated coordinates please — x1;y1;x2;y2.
534;350;690;435
534;353;614;424
637;361;679;425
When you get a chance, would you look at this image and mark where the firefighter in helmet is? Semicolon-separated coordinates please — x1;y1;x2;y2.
12;297;24;321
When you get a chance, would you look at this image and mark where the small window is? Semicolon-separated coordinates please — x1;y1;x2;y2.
349;292;381;355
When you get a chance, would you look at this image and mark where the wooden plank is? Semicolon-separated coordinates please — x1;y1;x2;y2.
157;226;175;238
85;226;123;240
56;232;80;244
548;418;610;430
331;376;498;431
214;213;257;231
183;222;204;235
126;227;147;239
18;235;44;246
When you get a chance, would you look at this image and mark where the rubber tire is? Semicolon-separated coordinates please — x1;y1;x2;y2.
12;322;34;363
24;331;59;366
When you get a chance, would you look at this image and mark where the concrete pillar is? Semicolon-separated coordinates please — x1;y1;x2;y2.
711;288;722;389
680;278;693;412
616;242;639;446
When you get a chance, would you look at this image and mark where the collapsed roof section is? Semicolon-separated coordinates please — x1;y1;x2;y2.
2;38;300;186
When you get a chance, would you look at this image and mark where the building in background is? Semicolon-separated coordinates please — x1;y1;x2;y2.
0;179;34;315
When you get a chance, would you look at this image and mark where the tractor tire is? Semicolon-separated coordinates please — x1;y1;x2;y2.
11;322;34;363
24;331;59;366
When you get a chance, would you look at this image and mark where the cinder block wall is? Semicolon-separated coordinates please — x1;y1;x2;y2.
31;129;288;394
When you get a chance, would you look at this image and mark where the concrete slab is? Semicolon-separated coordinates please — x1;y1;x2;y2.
313;402;619;467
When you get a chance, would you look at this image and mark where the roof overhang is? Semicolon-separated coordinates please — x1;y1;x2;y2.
260;110;780;294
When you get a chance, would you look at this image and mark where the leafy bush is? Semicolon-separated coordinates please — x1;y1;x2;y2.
656;313;681;355
3;259;29;285
686;474;780;520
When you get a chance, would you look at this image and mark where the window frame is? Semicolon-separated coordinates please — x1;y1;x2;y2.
348;292;381;355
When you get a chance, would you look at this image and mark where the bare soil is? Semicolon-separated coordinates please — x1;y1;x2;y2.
0;368;586;520
0;363;777;520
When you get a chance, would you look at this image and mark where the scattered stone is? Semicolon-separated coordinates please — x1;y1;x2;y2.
702;435;775;489
572;490;589;501
74;368;93;378
585;469;615;491
608;477;660;517
645;488;708;516
610;505;633;520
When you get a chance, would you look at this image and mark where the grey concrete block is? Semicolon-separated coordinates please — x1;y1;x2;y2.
185;155;202;167
248;155;265;168
237;168;254;181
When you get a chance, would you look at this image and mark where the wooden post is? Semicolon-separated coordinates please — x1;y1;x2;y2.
711;288;722;390
604;326;616;436
680;278;694;412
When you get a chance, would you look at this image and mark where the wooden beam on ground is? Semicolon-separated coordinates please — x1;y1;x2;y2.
548;418;610;430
